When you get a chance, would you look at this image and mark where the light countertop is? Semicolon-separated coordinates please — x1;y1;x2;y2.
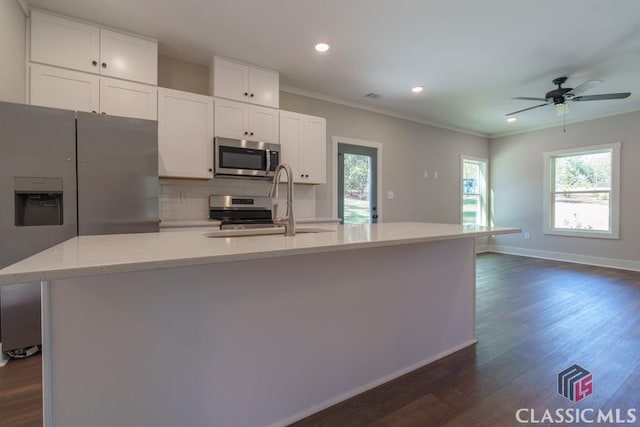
0;222;520;285
159;218;340;229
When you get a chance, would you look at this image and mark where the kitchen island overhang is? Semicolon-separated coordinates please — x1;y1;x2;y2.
0;222;519;427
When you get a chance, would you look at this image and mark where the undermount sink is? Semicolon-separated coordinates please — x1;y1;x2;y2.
204;227;335;238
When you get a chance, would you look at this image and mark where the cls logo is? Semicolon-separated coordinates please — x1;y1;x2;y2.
558;365;593;402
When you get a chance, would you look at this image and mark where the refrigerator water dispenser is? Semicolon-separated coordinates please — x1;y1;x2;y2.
14;177;64;226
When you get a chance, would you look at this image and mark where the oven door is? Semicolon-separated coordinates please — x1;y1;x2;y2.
214;137;277;178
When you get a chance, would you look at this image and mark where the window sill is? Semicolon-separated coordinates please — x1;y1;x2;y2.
544;229;619;240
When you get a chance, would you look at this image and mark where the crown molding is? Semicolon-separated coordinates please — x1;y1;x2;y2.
280;85;489;139
489;107;640;139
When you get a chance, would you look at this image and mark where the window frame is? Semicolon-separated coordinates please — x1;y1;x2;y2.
460;155;488;227
543;142;621;239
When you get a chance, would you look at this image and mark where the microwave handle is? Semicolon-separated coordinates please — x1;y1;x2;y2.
266;149;271;172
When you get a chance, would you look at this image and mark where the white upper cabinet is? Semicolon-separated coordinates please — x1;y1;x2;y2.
100;29;158;85
30;10;100;74
214;98;279;144
100;78;157;120
30;10;158;85
212;57;279;108
158;88;214;179
279;111;327;184
29;63;100;113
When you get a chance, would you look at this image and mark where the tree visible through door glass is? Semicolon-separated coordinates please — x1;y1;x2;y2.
343;153;372;224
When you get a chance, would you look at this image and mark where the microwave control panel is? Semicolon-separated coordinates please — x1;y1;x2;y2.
269;151;279;171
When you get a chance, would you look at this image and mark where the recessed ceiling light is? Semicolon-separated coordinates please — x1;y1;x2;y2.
507;117;517;122
315;43;330;52
411;86;424;93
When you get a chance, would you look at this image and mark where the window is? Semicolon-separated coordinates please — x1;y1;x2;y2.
543;143;620;239
461;156;488;226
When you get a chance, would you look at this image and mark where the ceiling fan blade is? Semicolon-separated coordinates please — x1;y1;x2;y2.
505;103;550;116
512;96;548;102
567;80;603;96
571;93;631;102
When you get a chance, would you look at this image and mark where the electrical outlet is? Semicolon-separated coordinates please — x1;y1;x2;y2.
387;191;395;200
180;191;187;203
423;170;429;178
434;171;439;179
523;232;531;240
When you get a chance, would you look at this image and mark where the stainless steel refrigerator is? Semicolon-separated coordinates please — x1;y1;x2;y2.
0;101;159;353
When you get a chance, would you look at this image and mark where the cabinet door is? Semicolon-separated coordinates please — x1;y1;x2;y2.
248;105;279;144
30;64;100;113
302;116;327;184
213;57;249;103
158;88;214;179
100;29;158;85
214;98;248;139
30;10;100;74
248;67;279;108
100;77;158;120
279;111;304;182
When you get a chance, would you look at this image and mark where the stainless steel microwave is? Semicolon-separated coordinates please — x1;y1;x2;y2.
214;137;280;179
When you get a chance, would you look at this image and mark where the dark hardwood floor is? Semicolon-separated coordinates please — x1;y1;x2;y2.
1;253;639;427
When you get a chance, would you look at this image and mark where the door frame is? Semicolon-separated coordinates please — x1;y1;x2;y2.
331;136;383;222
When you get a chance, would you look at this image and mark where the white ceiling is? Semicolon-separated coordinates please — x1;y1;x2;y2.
27;0;640;137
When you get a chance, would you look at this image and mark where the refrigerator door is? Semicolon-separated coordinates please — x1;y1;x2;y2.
0;101;77;351
76;112;159;235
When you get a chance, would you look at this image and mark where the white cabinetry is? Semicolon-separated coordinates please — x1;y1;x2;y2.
212;57;279;108
30;10;157;85
30;63;99;113
158;88;214;179
30;64;156;120
100;78;157;120
279;111;327;184
214;98;279;144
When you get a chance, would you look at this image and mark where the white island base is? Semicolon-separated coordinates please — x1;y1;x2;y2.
43;238;477;427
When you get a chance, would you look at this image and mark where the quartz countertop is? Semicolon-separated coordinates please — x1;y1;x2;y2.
0;222;520;285
159;218;340;229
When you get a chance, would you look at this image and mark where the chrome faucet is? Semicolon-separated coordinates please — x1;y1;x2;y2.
269;163;295;236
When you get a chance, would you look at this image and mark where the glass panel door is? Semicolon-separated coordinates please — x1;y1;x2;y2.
338;143;378;224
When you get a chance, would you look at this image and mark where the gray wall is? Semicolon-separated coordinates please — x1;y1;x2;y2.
280;92;489;222
158;55;209;95
490;111;640;264
0;0;26;103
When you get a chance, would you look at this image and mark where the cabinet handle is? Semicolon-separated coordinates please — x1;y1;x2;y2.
101;112;106;115
244;132;248;136
244;92;248;96
208;168;213;172
92;60;98;66
250;93;254;98
91;110;97;113
102;62;107;68
250;132;254;136
305;174;309;178
300;174;304;178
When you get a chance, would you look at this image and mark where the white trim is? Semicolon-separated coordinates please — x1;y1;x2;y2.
281;85;488;138
331;136;383;222
542;142;621;239
487;244;640;272
41;281;53;427
268;338;478;427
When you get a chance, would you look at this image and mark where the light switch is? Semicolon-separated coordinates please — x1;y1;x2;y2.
434;171;439;179
423;170;429;178
387;191;394;200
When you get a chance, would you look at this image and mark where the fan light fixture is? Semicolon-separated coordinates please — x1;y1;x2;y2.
555;103;570;115
507;117;517;122
411;86;424;93
314;43;330;52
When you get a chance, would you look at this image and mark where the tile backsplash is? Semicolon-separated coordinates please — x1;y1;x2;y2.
159;178;317;221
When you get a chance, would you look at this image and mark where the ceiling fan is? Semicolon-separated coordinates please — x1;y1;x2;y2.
506;77;631;116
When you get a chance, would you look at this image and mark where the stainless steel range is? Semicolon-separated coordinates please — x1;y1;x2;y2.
209;195;279;230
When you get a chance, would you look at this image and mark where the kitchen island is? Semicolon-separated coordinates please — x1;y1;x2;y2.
0;222;518;427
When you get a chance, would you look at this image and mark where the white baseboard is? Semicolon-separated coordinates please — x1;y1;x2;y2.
475;244;489;253
269;338;478;427
487;244;640;272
